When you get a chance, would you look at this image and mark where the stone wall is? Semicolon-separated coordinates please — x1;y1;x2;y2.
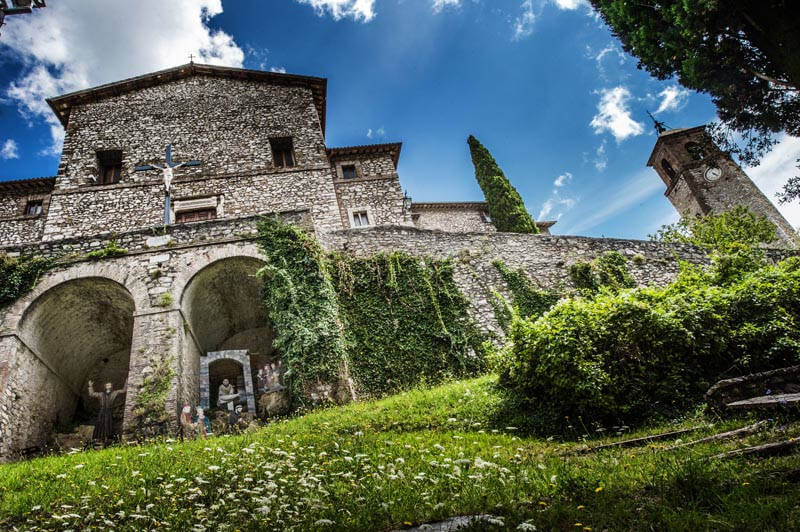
327;226;710;335
413;207;496;233
333;177;406;228
0;216;46;246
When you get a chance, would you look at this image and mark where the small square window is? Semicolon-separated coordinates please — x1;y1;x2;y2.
97;150;122;185
176;208;217;224
25;199;43;216
270;137;295;168
352;210;370;227
341;164;357;179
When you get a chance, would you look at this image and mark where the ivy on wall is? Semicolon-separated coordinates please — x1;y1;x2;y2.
569;251;635;294
0;253;53;308
330;252;486;397
132;355;175;436
492;260;561;331
255;218;486;401
255;217;351;405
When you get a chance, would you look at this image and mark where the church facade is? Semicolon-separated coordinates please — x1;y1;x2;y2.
0;63;792;460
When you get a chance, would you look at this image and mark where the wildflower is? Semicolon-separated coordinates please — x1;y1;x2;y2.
56;474;67;479
594;486;603;493
314;519;335;526
208;465;221;471
577;505;585;510
73;464;84;469
538;501;547;506
517;523;537;531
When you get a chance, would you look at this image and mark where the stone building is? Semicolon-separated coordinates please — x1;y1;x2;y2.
0;63;793;460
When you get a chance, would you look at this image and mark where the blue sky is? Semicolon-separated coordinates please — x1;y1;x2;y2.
1;0;799;239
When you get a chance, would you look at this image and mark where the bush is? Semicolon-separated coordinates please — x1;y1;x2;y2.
497;257;800;429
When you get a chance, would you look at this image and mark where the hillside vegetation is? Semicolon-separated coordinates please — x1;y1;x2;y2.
2;376;799;531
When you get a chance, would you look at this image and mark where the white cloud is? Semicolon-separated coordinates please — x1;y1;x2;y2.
296;0;376;22
1;139;20;160
655;85;689;114
432;0;460;13
538;172;577;220
2;0;244;154
594;140;608;171
554;171;572;187
366;126;386;139
270;66;288;73
590;86;644;142
512;0;535;41
553;0;583;9
562;169;662;234
747;134;800;228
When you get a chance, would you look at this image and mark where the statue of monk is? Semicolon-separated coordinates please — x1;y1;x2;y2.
87;380;126;444
217;378;239;411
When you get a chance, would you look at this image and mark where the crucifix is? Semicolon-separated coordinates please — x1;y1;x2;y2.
135;145;201;225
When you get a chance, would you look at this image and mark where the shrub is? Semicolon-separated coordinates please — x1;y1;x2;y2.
84;240;127;260
498;257;800;429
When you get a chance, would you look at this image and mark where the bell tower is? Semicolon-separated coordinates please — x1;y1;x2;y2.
647;125;798;248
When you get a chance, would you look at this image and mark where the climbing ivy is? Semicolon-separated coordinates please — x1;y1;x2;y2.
0;253;53;308
132;356;175;437
330;252;486;397
569;251;635;294
255;218;486;401
84;240;128;261
492;260;561;329
255;217;350;405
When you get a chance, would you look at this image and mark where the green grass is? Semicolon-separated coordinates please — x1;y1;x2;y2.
1;375;799;531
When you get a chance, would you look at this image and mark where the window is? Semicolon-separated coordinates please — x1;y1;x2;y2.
352;210;370;227
685;142;706;161
96;150;122;185
176;208;216;223
25;199;43;216
661;158;677;180
341;164;357;179
270;137;295;168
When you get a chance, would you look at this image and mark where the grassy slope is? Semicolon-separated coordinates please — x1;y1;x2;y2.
1;375;799;531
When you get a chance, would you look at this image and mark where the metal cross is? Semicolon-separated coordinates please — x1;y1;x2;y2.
135;145;201;225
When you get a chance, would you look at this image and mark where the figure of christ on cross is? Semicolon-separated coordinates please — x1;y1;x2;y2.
134;145;202;225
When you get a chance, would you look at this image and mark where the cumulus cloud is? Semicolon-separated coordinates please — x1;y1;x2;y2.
747;134;800;228
432;0;460;13
2;0;244;154
512;0;535;41
270;66;288;73
1;139;20;160
590;86;644;142
655;85;690;114
295;0;376;22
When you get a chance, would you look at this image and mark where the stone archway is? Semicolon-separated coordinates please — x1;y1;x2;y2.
9;277;135;452
180;255;277;414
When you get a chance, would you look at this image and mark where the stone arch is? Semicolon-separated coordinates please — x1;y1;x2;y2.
2;260;148;332
10;276;135;452
178;247;275;414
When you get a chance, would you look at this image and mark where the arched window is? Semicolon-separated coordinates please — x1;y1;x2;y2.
685;142;706;161
661;158;677;180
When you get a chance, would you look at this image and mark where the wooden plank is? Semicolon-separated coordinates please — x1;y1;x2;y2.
666;420;768;450
727;393;800;410
575;426;706;454
711;439;800;460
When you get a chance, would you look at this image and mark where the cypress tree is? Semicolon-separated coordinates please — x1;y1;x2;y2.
467;135;538;234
